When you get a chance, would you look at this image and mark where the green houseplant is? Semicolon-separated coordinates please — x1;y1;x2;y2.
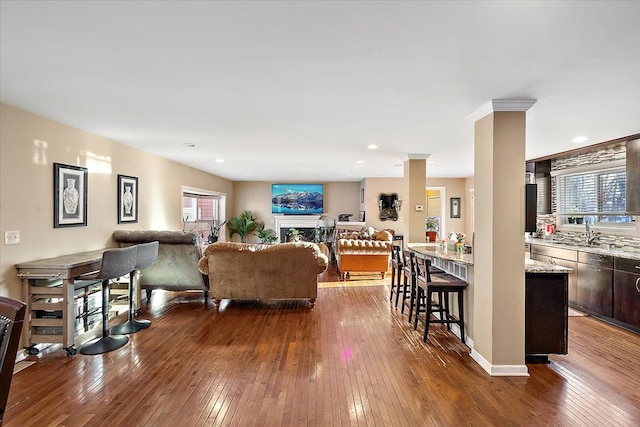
227;210;260;243
425;217;438;242
256;222;278;244
208;219;226;243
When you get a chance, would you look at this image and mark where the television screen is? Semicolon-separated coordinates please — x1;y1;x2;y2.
272;184;323;215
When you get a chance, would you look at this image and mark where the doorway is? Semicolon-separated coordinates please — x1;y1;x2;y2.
426;186;446;242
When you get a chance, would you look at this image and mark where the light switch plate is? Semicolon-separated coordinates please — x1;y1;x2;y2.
5;230;21;245
415;205;424;211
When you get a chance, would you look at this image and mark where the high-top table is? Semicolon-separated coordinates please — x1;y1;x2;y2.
15;249;107;356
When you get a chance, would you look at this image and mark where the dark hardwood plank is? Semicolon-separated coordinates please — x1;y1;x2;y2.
4;266;640;426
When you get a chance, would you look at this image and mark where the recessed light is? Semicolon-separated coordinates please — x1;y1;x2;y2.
367;144;378;150
215;159;224;163
183;143;196;148
356;160;365;164
572;136;590;144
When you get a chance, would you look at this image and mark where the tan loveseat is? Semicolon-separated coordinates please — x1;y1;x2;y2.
113;230;209;301
335;228;393;280
197;241;329;308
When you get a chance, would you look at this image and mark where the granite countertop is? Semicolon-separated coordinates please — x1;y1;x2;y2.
407;243;474;266
408;242;574;273
525;258;574;273
526;238;640;261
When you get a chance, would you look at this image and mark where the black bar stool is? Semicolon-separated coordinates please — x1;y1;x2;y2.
414;256;468;344
389;245;403;304
79;246;137;355
400;249;415;316
111;241;159;335
410;254;429;327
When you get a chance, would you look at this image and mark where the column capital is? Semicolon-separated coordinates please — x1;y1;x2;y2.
470;99;537;121
404;153;430;161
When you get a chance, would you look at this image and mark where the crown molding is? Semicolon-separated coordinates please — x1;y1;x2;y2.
405;153;430;161
469;99;537;121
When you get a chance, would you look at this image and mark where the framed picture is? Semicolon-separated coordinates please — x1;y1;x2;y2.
53;163;88;228
358;210;366;222
117;174;138;223
450;197;461;219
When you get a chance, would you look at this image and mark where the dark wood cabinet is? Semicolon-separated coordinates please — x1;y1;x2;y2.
576;252;613;317
613;257;640;332
530;245;578;305
525;272;569;360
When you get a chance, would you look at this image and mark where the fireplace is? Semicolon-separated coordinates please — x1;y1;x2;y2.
274;215;321;243
279;227;317;243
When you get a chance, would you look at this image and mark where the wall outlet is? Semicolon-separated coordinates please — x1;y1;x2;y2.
5;230;21;245
415;205;424;212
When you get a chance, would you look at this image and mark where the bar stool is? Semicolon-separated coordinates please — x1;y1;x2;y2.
389;245;403;304
111;241;159;335
415;257;468;344
410;255;428;327
400;249;415;315
79;246;137;355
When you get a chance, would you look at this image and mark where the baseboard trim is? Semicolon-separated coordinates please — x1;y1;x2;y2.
470;349;530;377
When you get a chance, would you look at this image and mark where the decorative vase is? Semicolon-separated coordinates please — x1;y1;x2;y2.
63;178;79;215
455;242;464;255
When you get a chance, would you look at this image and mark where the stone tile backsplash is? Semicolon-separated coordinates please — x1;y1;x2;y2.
537;141;638;252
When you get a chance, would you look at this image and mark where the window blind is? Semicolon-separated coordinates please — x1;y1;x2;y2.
556;165;631;224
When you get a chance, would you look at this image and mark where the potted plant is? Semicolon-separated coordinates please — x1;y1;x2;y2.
208;219;226;243
425;217;438;243
256;222;278;244
288;228;303;242
227;210;260;243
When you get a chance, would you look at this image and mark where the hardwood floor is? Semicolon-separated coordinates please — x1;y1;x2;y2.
5;266;640;426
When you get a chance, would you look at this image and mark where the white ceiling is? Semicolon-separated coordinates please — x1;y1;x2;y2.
1;1;639;182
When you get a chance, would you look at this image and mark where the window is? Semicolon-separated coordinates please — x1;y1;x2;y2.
182;193;221;222
556;164;632;225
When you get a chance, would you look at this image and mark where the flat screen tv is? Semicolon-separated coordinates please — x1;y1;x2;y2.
272;184;323;215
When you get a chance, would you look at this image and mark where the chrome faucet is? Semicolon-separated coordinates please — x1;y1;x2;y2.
585;220;599;246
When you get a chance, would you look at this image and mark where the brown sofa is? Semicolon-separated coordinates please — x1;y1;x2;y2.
197;241;329;308
113;230;209;301
335;228;393;280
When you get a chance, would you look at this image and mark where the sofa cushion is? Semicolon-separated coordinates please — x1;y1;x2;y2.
199;241;328;276
337;238;393;255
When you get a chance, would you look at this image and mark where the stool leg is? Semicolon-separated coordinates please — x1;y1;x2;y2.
458;288;465;344
423;288;433;342
80;279;129;355
111;271;151;335
395;273;403;308
389;265;396;301
444;291;451;330
407;278;414;321
401;275;408;314
413;285;423;331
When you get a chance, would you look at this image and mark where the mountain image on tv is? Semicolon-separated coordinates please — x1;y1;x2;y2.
272;184;323;214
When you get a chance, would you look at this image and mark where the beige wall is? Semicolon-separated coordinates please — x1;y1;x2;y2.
232;181;361;242
0;103;233;300
362;176;473;241
362;177;404;234
426;177;469;239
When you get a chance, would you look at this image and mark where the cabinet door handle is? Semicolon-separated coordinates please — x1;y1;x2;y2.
635;265;640;270
636;277;640;293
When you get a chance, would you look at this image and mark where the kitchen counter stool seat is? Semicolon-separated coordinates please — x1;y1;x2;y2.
111;241;159;335
78;246;137;355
